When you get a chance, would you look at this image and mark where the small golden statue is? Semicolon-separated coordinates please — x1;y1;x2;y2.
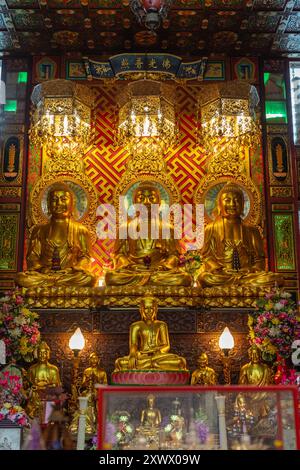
26;341;61;418
197;183;283;288
238;344;273;386
16;183;96;288
105;182;192;286
135;394;162;447
69;353;107;435
114;296;187;371
191;353;217;385
140;394;162;429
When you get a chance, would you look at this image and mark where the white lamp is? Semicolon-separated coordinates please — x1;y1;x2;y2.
219;327;234;385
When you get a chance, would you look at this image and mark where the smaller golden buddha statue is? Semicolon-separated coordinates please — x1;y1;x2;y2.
140;394;162;429
197;183;283;288
136;394;161;447
26;341;61;418
191;353;217;385
238;344;273;386
114;297;187;371
69;353;107;435
105;182;192;287
16;183;96;288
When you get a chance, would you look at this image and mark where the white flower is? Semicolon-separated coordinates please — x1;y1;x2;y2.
15;316;26;326
0;296;10;302
269;327;279;337
274;302;283;311
10;327;21;338
281;292;291;299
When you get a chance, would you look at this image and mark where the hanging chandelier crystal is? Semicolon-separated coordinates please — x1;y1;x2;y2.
198;80;261;155
117;79;177;149
29;79;94;157
130;0;173;31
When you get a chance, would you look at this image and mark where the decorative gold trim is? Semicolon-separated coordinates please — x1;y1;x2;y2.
0;135;24;186
21;285;271;309
113;144;180;211
0;187;22;198
270;187;293;198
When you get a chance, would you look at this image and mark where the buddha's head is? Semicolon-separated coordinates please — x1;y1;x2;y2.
217;183;244;219
197;352;209;369
147;394;155;408
133;182;161;210
89;352;100;368
37;341;51;364
140;296;158;323
47;183;74;219
248;344;262;364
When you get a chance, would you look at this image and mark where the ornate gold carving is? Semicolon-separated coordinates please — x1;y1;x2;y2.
22;285;271;309
28;151;98;244
270;187;293;198
113;144;180;210
0;187;22;198
266;125;288;135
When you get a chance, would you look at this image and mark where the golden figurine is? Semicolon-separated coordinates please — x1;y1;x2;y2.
191;353;217;385
238;344;273;386
16;183;96;288
198;183;283;288
140;394;162;429
69;353;107;436
135;394;162;448
114;297;187;371
105;182;192;286
26;341;61;418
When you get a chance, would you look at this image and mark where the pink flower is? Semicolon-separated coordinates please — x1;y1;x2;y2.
15;296;23;305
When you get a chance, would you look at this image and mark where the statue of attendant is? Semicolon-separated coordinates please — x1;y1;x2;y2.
16;183;96;288
191;353;217;385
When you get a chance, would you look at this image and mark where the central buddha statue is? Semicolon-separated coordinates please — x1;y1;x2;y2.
114;297;187;371
16;183;96;288
197;182;283;288
105;182;192;286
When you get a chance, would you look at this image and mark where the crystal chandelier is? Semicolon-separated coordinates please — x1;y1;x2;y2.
199;80;260;155
29;79;94;157
117;79;176;149
130;0;173;31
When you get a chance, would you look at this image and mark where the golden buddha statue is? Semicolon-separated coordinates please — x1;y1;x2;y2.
140;394;162;429
16;183;96;288
238;344;273;386
198;183;283;288
191;353;217;385
69;353;107;435
105;182;192;286
26;341;61;418
114;297;187;371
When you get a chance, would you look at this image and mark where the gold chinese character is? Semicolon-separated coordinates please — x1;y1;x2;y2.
148;58;157;69
121;59;129;69
162;59;171;70
135;57;143;69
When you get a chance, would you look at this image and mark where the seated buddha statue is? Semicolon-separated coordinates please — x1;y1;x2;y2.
26;341;61;418
191;352;217;385
114;296;187;371
105;182;192;287
238;344;273;386
140;394;162;429
197;183;283;288
16;183;96;288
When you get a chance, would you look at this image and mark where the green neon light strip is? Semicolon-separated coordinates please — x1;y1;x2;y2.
265;101;287;123
4;100;17;112
18;71;28;83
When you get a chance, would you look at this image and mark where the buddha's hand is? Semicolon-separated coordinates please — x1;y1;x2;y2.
128;355;137;369
40;267;52;274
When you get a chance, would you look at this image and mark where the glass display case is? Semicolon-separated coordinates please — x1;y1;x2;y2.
97;385;300;450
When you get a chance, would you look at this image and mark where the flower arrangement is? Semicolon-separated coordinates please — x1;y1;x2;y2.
0;371;29;427
0;289;41;363
248;289;300;360
106;411;134;448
